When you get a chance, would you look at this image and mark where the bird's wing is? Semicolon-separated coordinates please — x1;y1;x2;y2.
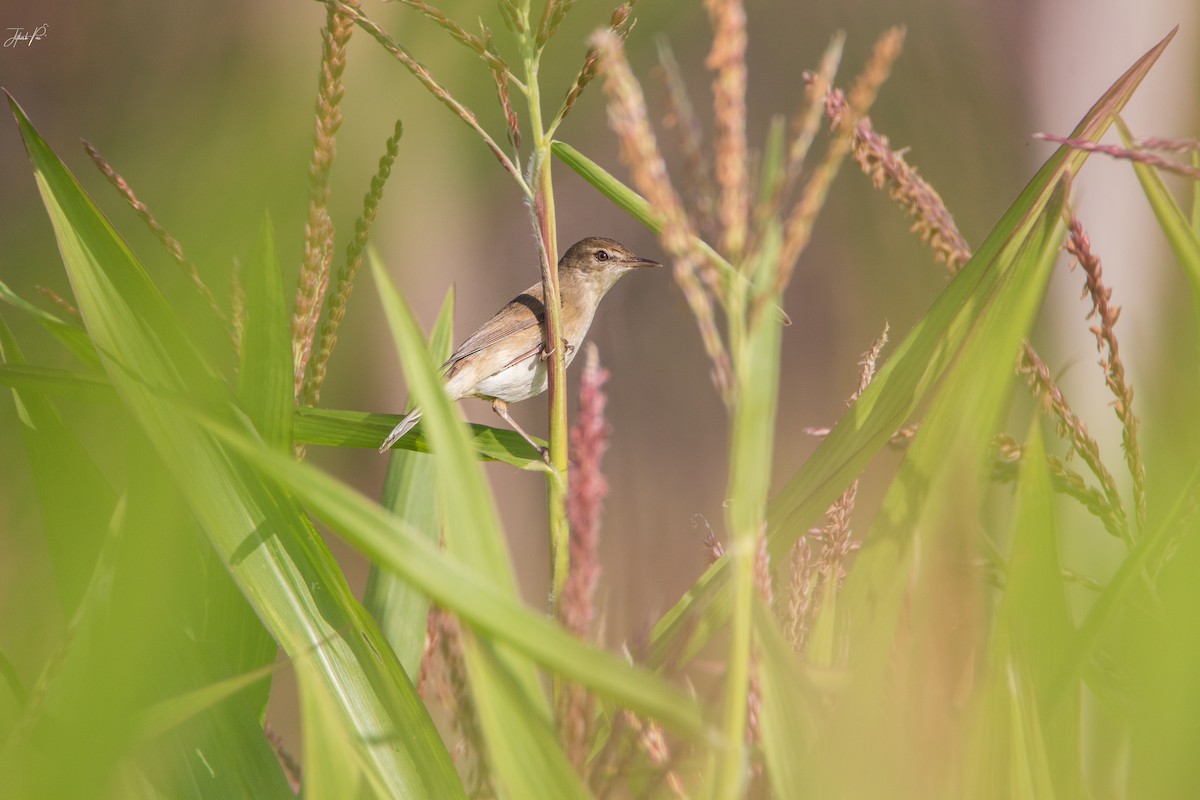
443;285;544;377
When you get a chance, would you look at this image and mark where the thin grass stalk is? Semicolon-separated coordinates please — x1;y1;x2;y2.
826;87;970;273
816;324;887;583
293;0;356;399
1136;135;1200;153
537;0;579;49
265;723;303;793
657;38;717;234
993;435;1127;544
783;33;845;196
303;118;404;406
1067;215;1146;533
1035;133;1200;181
704;0;750;261
550;2;638;133
393;0;511;76
81;141;226;327
325;0;526;188
1018;344;1131;544
488;34;522;150
230;261;246;357
593;29;734;402
34;286;79;319
786;534;814;651
776;26;905;296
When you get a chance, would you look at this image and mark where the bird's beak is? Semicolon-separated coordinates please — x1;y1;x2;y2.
627;255;661;268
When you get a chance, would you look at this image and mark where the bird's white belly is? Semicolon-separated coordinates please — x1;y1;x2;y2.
469;344;580;403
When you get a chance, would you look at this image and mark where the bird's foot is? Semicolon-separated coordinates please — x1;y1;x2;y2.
539;340;574;360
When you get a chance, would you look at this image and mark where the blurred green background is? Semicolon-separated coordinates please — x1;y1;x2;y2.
2;0;1197;764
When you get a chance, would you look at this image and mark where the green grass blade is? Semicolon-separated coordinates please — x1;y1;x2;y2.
551;140;734;284
136;662;281;742
237;216;292;451
370;252;590;797
8;92;463;797
365;287;456;678
294;406;548;468
1115;117;1200;297
202;415;708;742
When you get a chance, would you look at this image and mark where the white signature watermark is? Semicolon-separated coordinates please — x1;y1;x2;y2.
4;24;48;48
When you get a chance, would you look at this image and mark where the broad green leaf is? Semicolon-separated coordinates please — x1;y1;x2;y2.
371;252;589;797
294;406;547;468
644;29;1174;669
365;287;456;678
201;414;707;742
8;92;462;797
237;217;291;451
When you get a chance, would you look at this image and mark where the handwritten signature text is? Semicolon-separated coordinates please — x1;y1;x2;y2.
4;24;49;48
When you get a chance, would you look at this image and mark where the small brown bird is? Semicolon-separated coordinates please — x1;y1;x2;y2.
379;236;660;455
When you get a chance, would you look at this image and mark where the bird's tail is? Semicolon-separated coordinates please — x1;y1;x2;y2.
379;408;423;453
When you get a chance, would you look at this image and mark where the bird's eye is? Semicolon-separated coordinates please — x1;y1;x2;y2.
595;250;610;261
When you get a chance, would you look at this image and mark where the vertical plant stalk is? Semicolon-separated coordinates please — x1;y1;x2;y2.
518;8;571;606
293;0;358;399
557;344;609;770
302;118;404;407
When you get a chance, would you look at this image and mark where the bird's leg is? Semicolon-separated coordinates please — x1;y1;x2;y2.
491;398;550;463
539;339;574;360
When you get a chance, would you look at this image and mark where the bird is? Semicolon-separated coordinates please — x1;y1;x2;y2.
379;236;661;456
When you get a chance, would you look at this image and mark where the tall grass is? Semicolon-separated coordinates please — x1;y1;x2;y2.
1;2;1198;798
